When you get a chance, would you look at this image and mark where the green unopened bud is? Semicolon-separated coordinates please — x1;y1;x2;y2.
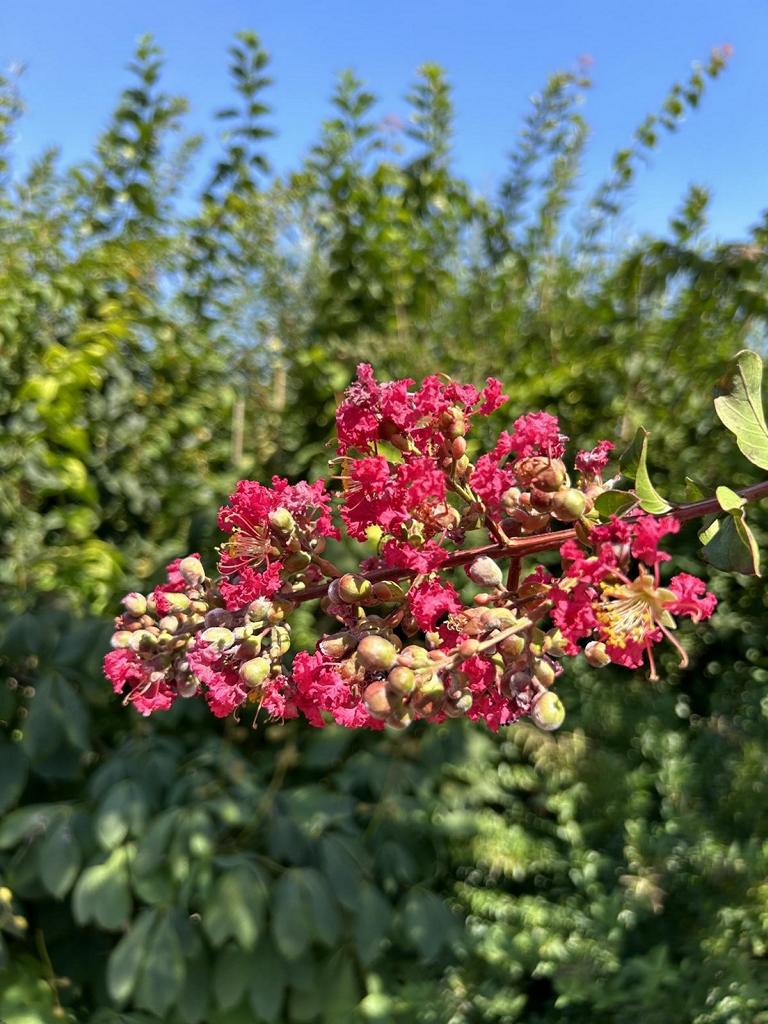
498;633;526;661
129;629;158;654
201;627;235;651
246;599;272;623
239;657;271;688
544;629;568;658
179;556;206;587
446;692;473;716
440;405;467;439
318;632;355;659
122;592;147;617
337;573;372;604
531;691;565;731
413;674;446;716
111;631;133;649
386;665;416;696
363;681;392;720
533;657;557;688
283;551;312;573
269;507;295;533
176;676;199;699
269;626;292;657
158;615;180;634
515;457;568;492
357;635;398;673
397;645;431;669
551;488;587;523
584;640;611;668
468;556;504;589
370;580;405;604
164;592;191;613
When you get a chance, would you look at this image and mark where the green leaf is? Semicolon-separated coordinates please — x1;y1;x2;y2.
39;820;81;898
715;484;745;513
320;951;360;1024
619;427;645;480
353;882;391;965
699;510;761;576
0;804;58;849
134;910;186;1016
631;428;672;514
107;908;158;1004
271;871;311;960
714;349;768;469
0;741;28;815
203;863;267;950
401;890;457;961
72;848;132;930
685;476;707;502
593;490;636;520
177;952;211;1024
248;937;287;1023
95;779;148;850
213;947;250;1010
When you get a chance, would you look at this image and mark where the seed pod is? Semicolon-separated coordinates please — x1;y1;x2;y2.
269;507;296;533
468;556;504;589
201;626;235;651
337;573;373;604
239;657;271;688
584;640;611;668
531;691;565;731
122;592;147;617
386;665;416;696
551;488;587;522
363;681;392;720
357;635;398;673
179;556;206;587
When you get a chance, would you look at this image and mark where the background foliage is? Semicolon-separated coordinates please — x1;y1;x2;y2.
1;33;768;1023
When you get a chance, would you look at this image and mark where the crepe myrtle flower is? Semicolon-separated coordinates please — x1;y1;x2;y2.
104;366;730;734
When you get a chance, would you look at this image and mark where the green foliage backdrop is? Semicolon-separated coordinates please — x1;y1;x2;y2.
1;34;768;1023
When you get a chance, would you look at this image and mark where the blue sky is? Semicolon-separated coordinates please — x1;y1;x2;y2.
2;0;767;238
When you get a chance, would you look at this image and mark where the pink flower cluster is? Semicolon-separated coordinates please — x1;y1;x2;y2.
105;365;717;733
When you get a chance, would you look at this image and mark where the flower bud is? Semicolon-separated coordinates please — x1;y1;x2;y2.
544;629;568;658
245;599;272;623
455;455;470;476
468;556;505;590
121;592;147;617
129;630;158;654
179;556;206;587
530;691;565;731
337;573;372;604
164;592;191;612
451;436;467;461
318;632;355;659
269;507;296;533
584;640;611;668
413;675;446;716
239;657;271;688
283;551;312;573
515;457;568;492
201;626;235;651
533;657;556;688
386;665;416;696
440;405;467;439
551;488;587;522
370;580;405;604
269;626;292;658
397;645;431;669
458;638;480;659
158;615;180;634
205;607;230;628
497;633;526;661
110;631;133;649
357;635;398;673
363;681;392;720
530;487;554;512
445;691;473;716
176;676;199;699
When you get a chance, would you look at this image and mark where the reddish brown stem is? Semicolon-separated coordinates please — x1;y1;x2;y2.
283;479;768;606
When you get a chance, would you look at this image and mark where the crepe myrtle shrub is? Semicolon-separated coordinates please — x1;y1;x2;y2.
105;350;768;734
